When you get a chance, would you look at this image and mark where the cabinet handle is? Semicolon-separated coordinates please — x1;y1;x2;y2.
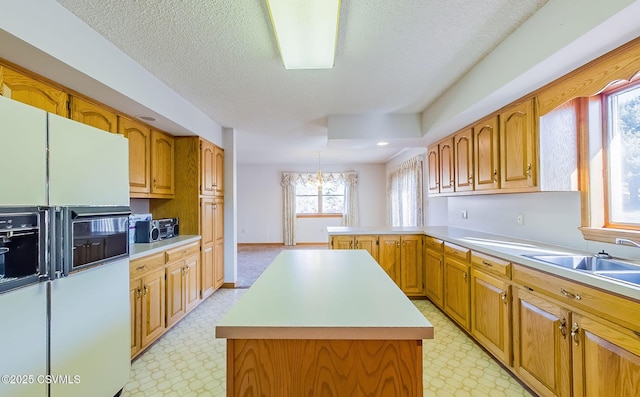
571;323;580;345
355;239;359;248
493;170;498;183
153;179;157;187
143;285;149;296
500;292;507;303
397;241;400;248
633;330;640;338
481;261;493;267
350;241;353;249
468;175;473;183
137;287;143;299
526;164;532;178
136;265;146;271
463;273;467;281
560;288;582;300
559;318;567;339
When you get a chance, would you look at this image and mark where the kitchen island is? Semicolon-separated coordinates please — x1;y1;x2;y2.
216;249;433;397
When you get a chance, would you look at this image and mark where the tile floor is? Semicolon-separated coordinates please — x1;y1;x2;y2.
121;289;534;397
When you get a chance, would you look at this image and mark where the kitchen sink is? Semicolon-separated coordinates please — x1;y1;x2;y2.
522;254;640;287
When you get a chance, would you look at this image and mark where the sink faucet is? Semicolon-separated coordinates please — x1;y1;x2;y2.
615;238;640;248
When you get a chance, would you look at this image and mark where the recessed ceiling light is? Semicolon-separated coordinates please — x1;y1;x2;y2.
139;116;156;121
377;141;389;146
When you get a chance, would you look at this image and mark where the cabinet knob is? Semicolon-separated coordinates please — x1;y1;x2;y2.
137;287;143;299
500;292;507;303
493;170;498;183
559;318;567;339
526;164;532;178
571;323;580;345
143;285;149;296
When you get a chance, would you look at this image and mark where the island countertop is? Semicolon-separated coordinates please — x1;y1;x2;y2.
215;249;434;340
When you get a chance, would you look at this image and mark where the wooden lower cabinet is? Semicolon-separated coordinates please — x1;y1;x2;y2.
424;247;444;307
512;287;571;397
140;269;166;351
130;241;202;359
443;255;470;330
355;235;379;261
400;235;423;296
470;268;511;365
572;313;640;397
330;235;354;250
378;235;401;287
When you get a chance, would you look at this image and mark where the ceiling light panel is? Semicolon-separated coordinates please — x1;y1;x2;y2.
266;0;341;69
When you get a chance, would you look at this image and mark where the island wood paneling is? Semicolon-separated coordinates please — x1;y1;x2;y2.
226;339;422;397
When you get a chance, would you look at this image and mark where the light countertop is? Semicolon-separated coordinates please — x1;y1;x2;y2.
129;235;201;260
216;250;434;340
327;226;640;301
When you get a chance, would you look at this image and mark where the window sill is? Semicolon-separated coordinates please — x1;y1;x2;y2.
296;214;343;219
579;227;640;244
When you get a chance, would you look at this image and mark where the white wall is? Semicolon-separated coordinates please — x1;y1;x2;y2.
237;163;386;244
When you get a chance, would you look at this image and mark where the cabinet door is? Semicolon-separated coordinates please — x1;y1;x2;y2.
184;254;200;313
443;256;470;330
119;117;151;195
165;261;185;328
129;279;142;358
439;138;455;193
213;199;225;289
200;140;216;196
424;248;444;308
470;269;511;365
500;98;537;189
512;287;571;397
378;235;401;286
200;198;215;247
331;235;354;250
201;245;215;299
473;116;500;191
427;144;440;194
400;235;423;296
454;128;474;192
355;235;378;261
69;96;117;133
0;66;68;116
151;130;175;195
141;269;165;348
572;314;640;397
214;145;224;196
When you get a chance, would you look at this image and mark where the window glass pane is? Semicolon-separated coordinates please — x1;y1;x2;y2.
296;196;318;214
322;195;344;214
608;84;640;225
322;180;343;195
297;183;319;195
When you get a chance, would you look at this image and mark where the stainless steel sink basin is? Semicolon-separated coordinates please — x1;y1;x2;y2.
522;253;640;287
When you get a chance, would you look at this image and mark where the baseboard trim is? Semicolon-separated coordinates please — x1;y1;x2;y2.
222;282;236;289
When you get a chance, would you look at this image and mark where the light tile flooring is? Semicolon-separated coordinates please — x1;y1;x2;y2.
121;289;534;397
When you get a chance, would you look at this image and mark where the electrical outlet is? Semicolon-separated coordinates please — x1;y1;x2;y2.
461;210;468;219
517;213;524;225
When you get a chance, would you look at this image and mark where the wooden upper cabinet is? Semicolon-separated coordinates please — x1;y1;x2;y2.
119;117;152;195
151;130;175;196
200;140;216;196
70;96;117;133
214;145;224;196
427;144;440;194
439;137;455;194
473;116;500;191
0;66;68;116
454;128;473;192
500;98;537;190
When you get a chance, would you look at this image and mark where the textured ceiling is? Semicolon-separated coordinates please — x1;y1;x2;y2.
55;0;547;165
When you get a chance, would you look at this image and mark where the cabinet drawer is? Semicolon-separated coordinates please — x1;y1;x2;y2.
471;251;511;279
513;264;640;332
130;252;165;279
165;241;200;263
444;242;470;262
424;236;443;251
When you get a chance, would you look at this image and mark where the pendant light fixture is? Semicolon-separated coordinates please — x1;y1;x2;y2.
266;0;341;69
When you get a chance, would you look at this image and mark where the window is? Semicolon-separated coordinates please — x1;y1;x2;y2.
295;174;344;216
604;81;640;228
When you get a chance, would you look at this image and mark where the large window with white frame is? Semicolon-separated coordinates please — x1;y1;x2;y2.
295;174;344;217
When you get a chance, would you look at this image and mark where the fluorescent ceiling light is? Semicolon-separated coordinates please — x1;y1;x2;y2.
266;0;341;69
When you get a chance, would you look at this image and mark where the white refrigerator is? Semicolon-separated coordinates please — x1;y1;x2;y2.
0;96;131;397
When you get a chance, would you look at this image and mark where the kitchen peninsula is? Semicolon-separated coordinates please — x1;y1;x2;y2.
216;250;433;397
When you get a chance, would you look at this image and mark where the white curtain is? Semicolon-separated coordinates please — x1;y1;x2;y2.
281;173;297;246
342;172;359;227
387;156;423;227
281;171;359;245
